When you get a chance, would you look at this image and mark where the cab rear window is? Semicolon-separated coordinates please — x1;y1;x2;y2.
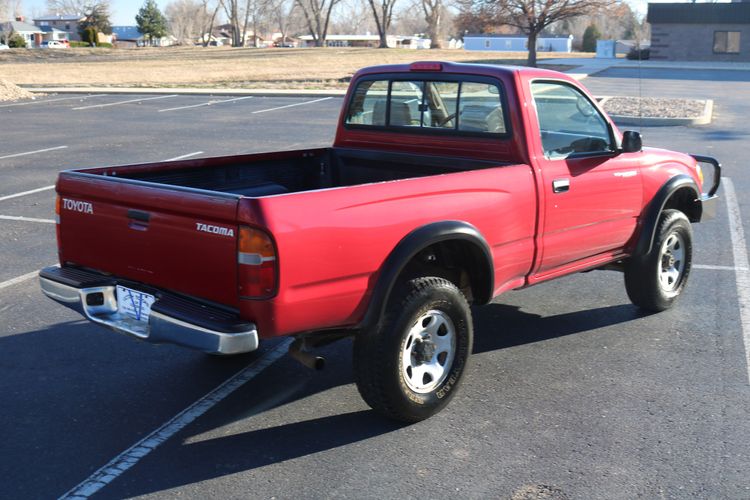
345;78;508;136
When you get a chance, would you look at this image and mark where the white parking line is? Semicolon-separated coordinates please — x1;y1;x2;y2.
724;178;750;385
72;95;178;110
158;96;254;112
0;146;68;161
693;264;750;271
0;94;107;108
165;151;204;161
0;215;55;224
0;185;55;202
0;269;40;291
58;338;293;499
251;97;333;114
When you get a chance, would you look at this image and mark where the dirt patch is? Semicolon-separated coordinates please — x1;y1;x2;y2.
0;79;37;102
602;96;707;119
0;47;590;89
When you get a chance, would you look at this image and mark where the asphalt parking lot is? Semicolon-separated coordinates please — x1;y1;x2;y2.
1;71;749;499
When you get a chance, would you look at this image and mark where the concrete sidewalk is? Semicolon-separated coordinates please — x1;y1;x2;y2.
540;56;750;80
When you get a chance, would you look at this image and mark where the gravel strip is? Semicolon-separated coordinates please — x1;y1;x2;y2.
602;96;706;119
0;79;38;102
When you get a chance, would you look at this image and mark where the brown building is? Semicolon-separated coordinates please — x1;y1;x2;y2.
648;2;750;62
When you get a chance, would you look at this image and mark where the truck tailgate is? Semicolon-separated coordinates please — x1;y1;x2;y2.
56;171;241;307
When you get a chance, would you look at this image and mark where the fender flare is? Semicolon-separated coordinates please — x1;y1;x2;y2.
359;221;494;331
634;174;700;257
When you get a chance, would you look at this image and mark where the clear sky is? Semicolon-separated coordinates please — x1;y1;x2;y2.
18;0;722;28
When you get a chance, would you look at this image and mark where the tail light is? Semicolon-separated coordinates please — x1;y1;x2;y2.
238;226;277;298
55;196;62;256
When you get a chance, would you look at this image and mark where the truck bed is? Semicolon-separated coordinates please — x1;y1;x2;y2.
106;147;503;197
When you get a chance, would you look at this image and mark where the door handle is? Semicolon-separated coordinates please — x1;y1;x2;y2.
552;179;570;193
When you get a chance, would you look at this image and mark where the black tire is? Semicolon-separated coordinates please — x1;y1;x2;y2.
625;209;693;312
353;277;473;423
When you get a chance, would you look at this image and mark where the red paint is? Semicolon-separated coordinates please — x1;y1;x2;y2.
54;62;705;338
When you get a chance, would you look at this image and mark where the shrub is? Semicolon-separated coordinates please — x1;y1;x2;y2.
8;33;26;48
626;47;650;60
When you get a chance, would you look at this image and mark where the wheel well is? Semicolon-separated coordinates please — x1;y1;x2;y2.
397;240;492;305
663;186;701;222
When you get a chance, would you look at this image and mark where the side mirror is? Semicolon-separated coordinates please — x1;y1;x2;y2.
621;130;642;153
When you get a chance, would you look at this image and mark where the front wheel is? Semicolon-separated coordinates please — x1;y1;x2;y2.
353;277;473;422
625;209;693;312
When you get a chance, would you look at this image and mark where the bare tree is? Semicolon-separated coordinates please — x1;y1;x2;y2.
295;0;340;46
491;0;613;66
166;0;211;44
45;0;98;15
1;0;23;20
421;0;443;48
241;0;269;46
220;0;241;45
271;0;303;45
202;0;220;45
366;0;397;47
328;0;374;35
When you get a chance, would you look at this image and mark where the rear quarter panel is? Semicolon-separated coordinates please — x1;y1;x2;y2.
239;164;537;337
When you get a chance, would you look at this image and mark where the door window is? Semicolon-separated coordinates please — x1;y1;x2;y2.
531;81;612;159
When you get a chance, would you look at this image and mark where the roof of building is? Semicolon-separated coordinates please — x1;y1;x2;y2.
39;26;67;33
112;26;143;40
33;14;83;21
464;33;573;39
0;20;44;33
648;3;750;24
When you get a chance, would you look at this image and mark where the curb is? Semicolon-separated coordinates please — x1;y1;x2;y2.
20;86;348;97
601;98;714;127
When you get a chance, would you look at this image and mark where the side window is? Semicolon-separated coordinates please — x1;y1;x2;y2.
531;81;611;159
458;82;505;134
345;80;388;126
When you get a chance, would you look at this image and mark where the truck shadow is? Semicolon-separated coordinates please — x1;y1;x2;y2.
472;302;649;354
100;302;651;497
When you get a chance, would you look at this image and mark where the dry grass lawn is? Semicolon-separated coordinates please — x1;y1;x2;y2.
0;47;589;89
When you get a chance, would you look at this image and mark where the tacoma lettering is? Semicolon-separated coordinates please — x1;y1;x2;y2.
196;222;235;237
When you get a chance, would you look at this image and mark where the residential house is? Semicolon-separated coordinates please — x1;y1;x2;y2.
33;14;84;42
0;18;44;47
648;2;750;61
463;34;573;53
112;26;175;47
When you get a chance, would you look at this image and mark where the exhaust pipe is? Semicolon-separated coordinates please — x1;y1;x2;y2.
289;338;325;370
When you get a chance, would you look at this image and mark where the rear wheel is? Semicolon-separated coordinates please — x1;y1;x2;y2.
353;277;473;422
625;209;693;312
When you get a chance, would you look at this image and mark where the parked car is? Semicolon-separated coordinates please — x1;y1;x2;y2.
41;40;67;49
40;62;721;422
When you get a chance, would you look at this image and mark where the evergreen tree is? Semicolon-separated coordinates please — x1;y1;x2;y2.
78;3;113;46
582;24;601;52
136;0;168;46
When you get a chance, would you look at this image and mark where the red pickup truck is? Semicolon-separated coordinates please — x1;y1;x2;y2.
40;62;720;422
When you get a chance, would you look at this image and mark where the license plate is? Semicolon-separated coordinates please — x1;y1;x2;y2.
116;285;156;323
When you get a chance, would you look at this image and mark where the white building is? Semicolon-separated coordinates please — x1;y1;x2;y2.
464;34;573;53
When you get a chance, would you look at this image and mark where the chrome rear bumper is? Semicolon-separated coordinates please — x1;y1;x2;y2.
40;267;258;355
